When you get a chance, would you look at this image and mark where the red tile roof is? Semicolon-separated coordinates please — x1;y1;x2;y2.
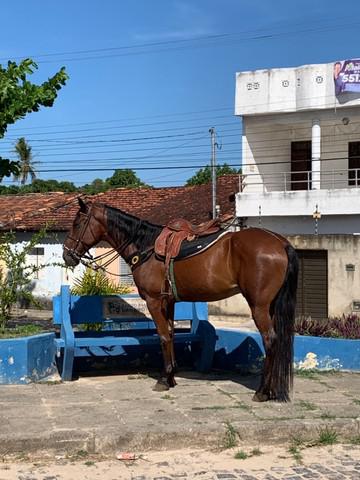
0;175;240;232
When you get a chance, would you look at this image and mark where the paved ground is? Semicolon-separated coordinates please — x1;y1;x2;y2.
2;368;360;478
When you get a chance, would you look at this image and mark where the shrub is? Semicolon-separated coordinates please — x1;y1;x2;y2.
295;314;360;339
71;267;130;296
0;230;48;332
70;267;131;332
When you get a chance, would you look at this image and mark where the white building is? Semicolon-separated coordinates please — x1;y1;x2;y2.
235;60;360;319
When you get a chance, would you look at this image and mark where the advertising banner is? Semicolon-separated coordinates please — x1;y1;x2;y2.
334;59;360;95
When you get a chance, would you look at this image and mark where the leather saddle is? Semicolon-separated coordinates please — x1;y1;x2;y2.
154;214;233;296
155;216;230;261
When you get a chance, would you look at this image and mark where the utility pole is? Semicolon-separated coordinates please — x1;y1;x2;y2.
209;127;217;219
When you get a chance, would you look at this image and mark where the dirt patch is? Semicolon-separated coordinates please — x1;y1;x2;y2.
0;444;360;479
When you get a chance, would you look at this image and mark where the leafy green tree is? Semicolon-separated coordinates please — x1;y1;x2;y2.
21;178;77;193
106;169;148;188
0;59;68;180
13;137;37;185
186;163;241;186
81;178;108;195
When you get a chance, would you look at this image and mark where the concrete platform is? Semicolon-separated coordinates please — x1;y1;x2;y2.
1;368;360;456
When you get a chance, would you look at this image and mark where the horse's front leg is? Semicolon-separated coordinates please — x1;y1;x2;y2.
146;296;177;391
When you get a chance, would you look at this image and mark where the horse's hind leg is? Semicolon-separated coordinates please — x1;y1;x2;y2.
146;297;177;391
250;304;276;402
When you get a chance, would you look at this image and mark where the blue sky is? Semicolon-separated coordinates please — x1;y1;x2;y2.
1;0;360;187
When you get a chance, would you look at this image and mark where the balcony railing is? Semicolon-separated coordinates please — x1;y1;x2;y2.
241;168;360;193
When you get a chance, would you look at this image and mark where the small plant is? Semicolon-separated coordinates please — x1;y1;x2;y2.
288;444;303;463
222;420;239;449
349;435;360;445
71;267;130;296
250;447;262;456
295;314;360;339
0;229;49;333
234;450;248;460
71;267;131;331
294;369;318;379
161;394;175;400
297;400;317;411
317;426;338;445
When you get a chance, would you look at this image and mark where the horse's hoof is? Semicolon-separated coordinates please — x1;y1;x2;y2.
169;377;177;388
252;391;269;402
153;379;170;392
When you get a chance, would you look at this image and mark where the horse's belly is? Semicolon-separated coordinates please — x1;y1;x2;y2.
173;252;240;302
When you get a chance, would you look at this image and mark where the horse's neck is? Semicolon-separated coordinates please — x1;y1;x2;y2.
105;207;161;252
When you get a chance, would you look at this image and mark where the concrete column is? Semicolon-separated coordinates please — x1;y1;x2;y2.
312;119;321;190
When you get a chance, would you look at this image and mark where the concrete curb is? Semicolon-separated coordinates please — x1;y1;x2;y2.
1;418;360;456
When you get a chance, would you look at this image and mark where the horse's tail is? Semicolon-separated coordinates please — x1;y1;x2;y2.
271;243;299;402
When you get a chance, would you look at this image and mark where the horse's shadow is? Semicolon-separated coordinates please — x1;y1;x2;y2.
70;336;264;394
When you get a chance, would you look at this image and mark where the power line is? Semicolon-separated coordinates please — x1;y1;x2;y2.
3;18;360;65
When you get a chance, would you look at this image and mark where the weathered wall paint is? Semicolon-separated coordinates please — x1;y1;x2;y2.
0;333;56;384
214;329;360;372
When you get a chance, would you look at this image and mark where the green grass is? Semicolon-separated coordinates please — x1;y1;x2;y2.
222;421;239;449
234;450;248;460
296;400;318;411
233;401;252;411
161;394;176;401
317;426;338;445
0;324;45;338
294;369;319;379
288;445;303;463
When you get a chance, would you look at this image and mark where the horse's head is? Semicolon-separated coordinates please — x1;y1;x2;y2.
63;198;106;267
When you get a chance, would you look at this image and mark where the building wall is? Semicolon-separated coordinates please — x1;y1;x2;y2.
235;62;360;116
14;232;85;301
288;234;360;317
242;107;360;193
243;214;360;235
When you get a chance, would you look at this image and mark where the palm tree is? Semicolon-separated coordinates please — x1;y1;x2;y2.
13;137;37;185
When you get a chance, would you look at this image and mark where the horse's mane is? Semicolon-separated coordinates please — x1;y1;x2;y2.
105;205;162;251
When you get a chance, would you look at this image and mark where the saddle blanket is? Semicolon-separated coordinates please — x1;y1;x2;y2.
156;229;231;262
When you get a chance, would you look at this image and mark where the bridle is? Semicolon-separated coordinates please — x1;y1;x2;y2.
63;203;99;264
64;203;146;276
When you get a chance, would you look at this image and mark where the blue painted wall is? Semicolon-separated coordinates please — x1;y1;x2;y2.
0;333;57;384
214;328;360;372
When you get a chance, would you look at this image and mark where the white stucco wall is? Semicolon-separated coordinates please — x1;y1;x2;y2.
242;214;360;235
235;62;360;116
241;107;360;194
237;188;360;221
14;232;85;301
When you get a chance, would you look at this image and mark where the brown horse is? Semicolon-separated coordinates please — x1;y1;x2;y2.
63;198;298;402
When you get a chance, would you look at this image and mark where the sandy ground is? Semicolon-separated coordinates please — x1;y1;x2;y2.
1;444;360;479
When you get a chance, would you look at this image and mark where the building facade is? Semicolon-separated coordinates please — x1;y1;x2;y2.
234;59;360;319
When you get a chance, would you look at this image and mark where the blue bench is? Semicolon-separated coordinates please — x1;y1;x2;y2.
53;285;216;381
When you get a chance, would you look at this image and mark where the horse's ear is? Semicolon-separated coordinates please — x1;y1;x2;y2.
78;197;87;212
